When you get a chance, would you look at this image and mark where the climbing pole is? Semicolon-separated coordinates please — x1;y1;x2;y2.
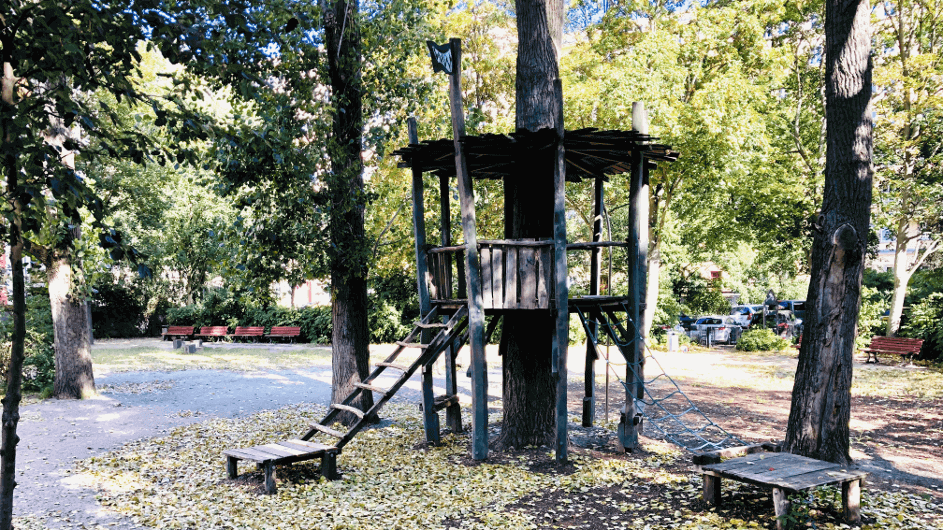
575;302;746;453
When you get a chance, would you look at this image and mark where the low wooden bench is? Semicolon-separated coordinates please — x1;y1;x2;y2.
860;336;923;364
224;439;339;494
266;326;301;343
198;326;230;341
232;326;265;342
162;325;194;340
696;445;867;530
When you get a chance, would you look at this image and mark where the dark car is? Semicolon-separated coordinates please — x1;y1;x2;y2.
778;300;806;321
678;313;696;331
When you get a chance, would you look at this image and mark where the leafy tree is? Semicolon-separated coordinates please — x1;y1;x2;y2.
784;0;873;466
872;0;943;336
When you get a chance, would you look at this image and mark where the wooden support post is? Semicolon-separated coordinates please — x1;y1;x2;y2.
226;456;238;479
445;346;463;433
407;118;432;339
842;479;861;525
421;363;441;445
446;38;488;460
582;176;604;428
703;474;721;506
633;103;650;407
263;462;277;494
552;80;570;463
321;453;339;480
772;487;792;530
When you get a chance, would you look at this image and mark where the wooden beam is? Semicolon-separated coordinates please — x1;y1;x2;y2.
583;175;604;428
447;38;488;461
552;79;570;464
408;118;432;334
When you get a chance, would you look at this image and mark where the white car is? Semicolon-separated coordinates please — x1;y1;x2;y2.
729;305;763;328
689;316;742;345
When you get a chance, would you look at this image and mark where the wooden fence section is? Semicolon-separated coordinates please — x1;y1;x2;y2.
428;240;553;310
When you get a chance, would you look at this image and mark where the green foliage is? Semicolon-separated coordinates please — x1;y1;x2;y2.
167;302;334;345
91;281;148;338
901;293;943;360
678;277;729;316
856;285;889;349
0;289;55;393
735;328;790;352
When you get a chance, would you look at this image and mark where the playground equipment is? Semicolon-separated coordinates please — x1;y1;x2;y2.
225;39;748;489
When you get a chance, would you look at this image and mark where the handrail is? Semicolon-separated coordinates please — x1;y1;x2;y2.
428;240;627;254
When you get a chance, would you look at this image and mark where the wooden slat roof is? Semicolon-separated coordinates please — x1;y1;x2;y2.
394;127;679;182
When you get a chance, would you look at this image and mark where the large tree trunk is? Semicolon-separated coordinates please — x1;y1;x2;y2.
48;255;95;399
324;0;374;425
496;0;563;449
1;59;26;530
783;0;873;467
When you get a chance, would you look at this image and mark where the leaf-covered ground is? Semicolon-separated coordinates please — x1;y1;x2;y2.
67;401;942;530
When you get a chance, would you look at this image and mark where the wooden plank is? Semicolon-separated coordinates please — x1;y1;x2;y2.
537;244;551;308
446;38;488;461
309;423;346;438
774;468;867;491
477;239;553;247
280;439;335;453
259;443;308;457
505;246;518;308
223;447;277;463
480;245;493;308
375;362;409;372
354;382;388;394
330;403;365;418
492;246;504;308
519;245;537;309
456;249;467;299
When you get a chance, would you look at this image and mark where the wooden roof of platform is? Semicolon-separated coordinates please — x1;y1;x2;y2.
394;127;679;182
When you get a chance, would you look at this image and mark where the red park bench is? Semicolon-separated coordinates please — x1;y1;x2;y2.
860;336;923;364
266;326;301;343
232;326;265;341
199;326;230;341
162;326;194;340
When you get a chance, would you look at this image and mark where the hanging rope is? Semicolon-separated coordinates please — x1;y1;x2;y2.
576;303;746;453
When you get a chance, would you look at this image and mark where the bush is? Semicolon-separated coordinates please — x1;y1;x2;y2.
91;281;147;338
901;292;943;361
736;328;790;352
0;287;56;393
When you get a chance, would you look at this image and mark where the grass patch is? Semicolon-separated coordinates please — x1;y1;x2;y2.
91;345;333;374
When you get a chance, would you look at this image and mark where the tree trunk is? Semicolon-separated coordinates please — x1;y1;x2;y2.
48;256;96;399
324;0;374;425
783;0;873;467
0;59;26;530
496;0;563;449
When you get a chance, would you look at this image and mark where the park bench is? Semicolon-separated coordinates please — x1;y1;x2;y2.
860;336;923;364
695;443;867;530
162;325;194;340
232;326;265;342
199;326;230;341
266;326;301;343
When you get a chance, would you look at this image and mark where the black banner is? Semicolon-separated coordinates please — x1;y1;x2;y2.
426;41;453;75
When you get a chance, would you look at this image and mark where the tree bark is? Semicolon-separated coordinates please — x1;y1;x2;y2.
324;0;374;425
48;256;95;399
783;0;873;467
496;0;563;449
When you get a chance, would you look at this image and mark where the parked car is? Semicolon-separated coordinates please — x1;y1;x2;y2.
778;300;807;321
690;316;742;345
678;313;697;331
729;305;764;328
772;310;802;338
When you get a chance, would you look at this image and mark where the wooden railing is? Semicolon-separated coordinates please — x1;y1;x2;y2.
427;240;629;310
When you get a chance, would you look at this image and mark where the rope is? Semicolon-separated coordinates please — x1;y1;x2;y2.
576;304;746;453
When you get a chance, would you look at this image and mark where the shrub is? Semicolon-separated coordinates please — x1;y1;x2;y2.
901;292;943;361
91;281;147;338
0;287;56;393
736;328;790;352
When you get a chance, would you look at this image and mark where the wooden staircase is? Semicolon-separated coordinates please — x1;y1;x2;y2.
223;306;468;493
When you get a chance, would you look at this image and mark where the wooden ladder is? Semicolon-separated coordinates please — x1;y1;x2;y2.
301;305;469;451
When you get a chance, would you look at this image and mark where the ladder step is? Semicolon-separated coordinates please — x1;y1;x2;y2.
415;321;447;329
396;341;429;349
433;394;459;411
354;382;389;394
330;403;365;418
309;423;346;438
376;362;409;372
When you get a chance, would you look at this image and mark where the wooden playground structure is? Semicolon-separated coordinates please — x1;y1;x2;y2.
223;38;678;492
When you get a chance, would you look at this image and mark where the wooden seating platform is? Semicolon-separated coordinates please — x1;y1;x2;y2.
700;451;867;530
224;439;339;493
860;336;923;364
198;326;230;340
162;325;194;340
266;326;302;342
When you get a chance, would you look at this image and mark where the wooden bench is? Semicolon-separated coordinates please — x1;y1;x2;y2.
232;326;265;342
860;336;923;364
198;326;230;341
696;445;867;530
266;326;301;342
162;325;194;340
224;439;339;493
